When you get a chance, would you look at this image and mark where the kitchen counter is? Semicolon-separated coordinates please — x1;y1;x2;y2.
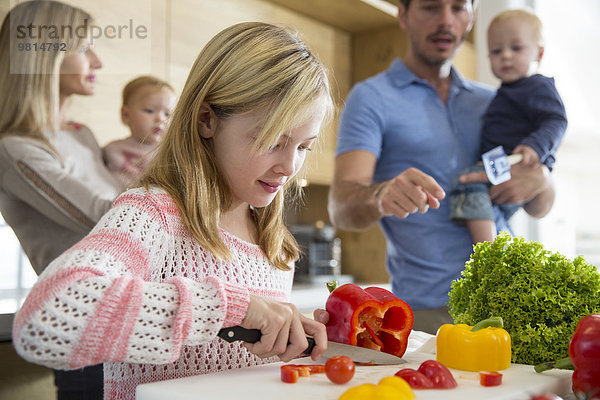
136;332;574;400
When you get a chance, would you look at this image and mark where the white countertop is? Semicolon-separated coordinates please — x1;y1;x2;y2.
136;331;573;400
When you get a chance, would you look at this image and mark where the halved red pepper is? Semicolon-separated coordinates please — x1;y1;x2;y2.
325;283;413;357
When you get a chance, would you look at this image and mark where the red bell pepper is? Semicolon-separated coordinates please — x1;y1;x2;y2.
325;283;413;357
569;314;600;399
535;314;600;400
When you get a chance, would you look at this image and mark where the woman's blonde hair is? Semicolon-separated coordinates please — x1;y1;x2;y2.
140;22;333;270
0;0;92;142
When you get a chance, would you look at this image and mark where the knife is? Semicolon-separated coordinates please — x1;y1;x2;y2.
218;326;406;365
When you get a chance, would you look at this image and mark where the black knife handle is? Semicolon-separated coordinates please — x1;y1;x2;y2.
218;326;316;355
218;326;262;343
303;336;316;355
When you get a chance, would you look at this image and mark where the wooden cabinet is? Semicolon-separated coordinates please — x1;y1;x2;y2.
167;0;354;185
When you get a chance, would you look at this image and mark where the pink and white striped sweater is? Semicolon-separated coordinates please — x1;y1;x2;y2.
12;187;294;399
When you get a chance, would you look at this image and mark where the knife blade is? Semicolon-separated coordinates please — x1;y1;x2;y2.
217;326;406;365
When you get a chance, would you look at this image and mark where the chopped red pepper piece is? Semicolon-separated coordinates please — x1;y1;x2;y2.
480;371;503;387
395;368;434;389
280;364;325;384
306;365;325;374
281;365;300;383
325;283;413;357
417;360;458;389
395;360;458;390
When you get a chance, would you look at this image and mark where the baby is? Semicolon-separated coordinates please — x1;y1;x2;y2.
104;76;176;187
450;9;567;243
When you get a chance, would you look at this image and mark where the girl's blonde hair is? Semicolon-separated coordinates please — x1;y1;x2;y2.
140;22;333;270
0;0;92;143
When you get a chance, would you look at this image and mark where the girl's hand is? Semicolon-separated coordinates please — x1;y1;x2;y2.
240;295;327;362
313;308;330;324
299;314;328;361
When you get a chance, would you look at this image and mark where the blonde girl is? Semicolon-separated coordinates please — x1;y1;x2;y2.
0;1;121;398
13;21;333;399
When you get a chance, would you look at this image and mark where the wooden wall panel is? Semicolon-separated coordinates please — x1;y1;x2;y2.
353;24;478;84
59;0;168;143
168;0;350;185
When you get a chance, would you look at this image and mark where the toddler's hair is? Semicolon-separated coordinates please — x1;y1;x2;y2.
122;76;175;106
488;9;544;45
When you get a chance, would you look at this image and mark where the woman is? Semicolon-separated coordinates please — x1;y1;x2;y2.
0;1;121;398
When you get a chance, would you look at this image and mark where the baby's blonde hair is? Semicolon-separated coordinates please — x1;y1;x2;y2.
0;1;93;143
489;8;544;45
122;75;175;106
140;22;334;270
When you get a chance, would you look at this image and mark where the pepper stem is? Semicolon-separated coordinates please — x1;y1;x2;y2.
534;357;574;373
470;316;504;332
326;280;338;293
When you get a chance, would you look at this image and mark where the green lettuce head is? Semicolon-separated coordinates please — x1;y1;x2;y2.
448;232;600;365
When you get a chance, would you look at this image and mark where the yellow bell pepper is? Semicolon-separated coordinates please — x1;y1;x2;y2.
339;376;415;400
436;316;511;372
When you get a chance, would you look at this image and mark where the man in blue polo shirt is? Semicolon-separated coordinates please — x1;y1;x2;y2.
327;0;555;334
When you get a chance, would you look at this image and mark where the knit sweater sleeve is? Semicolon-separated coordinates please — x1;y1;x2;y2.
12;189;250;370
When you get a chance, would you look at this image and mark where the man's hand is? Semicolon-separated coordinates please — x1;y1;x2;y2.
329;151;445;230
459;162;554;217
376;168;446;219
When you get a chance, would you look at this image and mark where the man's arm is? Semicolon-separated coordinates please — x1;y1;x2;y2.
459;162;555;218
328;150;445;231
328;151;385;231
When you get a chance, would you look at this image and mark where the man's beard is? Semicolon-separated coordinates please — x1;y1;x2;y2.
412;30;468;67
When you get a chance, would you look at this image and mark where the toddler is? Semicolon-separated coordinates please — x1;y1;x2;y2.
450;9;567;243
104;76;176;187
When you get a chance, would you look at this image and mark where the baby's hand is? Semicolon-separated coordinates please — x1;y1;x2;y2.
513;145;539;167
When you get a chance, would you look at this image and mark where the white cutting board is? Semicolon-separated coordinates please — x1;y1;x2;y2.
136;350;573;400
